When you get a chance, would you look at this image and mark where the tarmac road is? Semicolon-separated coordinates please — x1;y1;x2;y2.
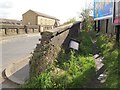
0;33;41;88
1;33;41;70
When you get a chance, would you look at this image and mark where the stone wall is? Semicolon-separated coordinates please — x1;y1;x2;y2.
0;25;54;37
29;22;81;76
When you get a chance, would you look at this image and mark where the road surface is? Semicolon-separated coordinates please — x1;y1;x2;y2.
1;33;41;70
0;33;41;88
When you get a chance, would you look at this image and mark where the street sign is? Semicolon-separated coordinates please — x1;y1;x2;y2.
113;0;120;25
94;0;114;20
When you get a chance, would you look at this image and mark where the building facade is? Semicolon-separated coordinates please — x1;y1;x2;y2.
22;10;60;27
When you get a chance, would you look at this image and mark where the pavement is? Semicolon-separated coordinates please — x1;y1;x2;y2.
0;54;31;89
4;55;31;85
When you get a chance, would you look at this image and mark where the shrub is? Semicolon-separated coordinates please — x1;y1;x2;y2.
96;34;119;88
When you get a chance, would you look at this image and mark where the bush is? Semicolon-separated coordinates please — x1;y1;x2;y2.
21;70;53;88
96;34;119;88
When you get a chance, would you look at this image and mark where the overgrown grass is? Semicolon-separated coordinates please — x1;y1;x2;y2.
96;34;120;88
21;30;95;89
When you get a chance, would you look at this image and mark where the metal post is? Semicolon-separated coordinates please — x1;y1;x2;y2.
94;21;96;31
98;20;100;32
116;25;120;43
106;19;109;33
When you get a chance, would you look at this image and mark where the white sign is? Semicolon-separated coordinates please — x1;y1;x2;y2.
69;40;79;50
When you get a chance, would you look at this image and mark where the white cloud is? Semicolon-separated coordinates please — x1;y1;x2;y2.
0;0;93;24
0;1;13;9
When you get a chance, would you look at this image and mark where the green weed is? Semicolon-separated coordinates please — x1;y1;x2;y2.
96;34;119;88
21;30;95;89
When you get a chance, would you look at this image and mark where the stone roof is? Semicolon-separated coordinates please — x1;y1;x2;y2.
23;9;59;20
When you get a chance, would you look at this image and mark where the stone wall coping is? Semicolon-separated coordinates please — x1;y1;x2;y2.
42;23;73;38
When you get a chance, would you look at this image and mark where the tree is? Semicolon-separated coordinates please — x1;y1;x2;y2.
63;18;76;25
80;8;94;31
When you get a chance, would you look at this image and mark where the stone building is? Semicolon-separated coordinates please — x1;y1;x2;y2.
22;9;60;27
0;18;22;25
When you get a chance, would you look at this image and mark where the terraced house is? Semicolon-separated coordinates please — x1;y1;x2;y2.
22;9;60;28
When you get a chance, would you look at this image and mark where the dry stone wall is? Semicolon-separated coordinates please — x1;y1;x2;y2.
29;22;81;76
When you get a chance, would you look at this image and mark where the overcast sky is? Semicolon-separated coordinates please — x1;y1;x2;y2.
0;0;93;24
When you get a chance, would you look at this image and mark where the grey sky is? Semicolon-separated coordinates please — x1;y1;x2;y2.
0;0;93;24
